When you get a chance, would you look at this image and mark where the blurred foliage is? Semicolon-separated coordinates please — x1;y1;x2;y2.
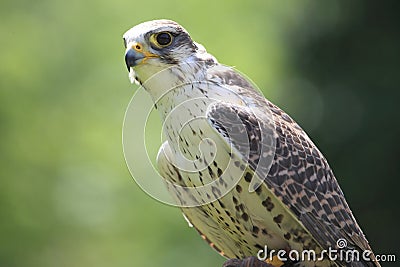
0;0;398;266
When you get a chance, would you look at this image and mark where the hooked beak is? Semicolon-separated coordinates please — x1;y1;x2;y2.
124;43;159;71
125;49;145;70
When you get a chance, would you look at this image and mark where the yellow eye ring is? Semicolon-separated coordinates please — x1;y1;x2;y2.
152;32;173;47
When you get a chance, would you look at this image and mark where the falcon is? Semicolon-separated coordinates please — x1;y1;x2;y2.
123;20;380;267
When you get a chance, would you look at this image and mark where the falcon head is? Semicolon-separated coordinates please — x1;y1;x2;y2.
123;19;215;85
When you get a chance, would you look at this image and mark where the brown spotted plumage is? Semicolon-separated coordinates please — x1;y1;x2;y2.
123;20;380;267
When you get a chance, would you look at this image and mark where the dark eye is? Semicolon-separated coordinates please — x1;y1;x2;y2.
123;38;127;48
155;32;173;47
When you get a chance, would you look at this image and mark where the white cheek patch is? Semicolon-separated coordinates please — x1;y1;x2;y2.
129;67;140;85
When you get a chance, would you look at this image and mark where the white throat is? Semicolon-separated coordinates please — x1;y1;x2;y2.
132;59;216;116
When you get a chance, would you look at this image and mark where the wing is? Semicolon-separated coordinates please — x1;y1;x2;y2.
206;98;378;266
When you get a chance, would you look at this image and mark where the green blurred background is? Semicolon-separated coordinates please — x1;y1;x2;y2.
1;0;398;266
